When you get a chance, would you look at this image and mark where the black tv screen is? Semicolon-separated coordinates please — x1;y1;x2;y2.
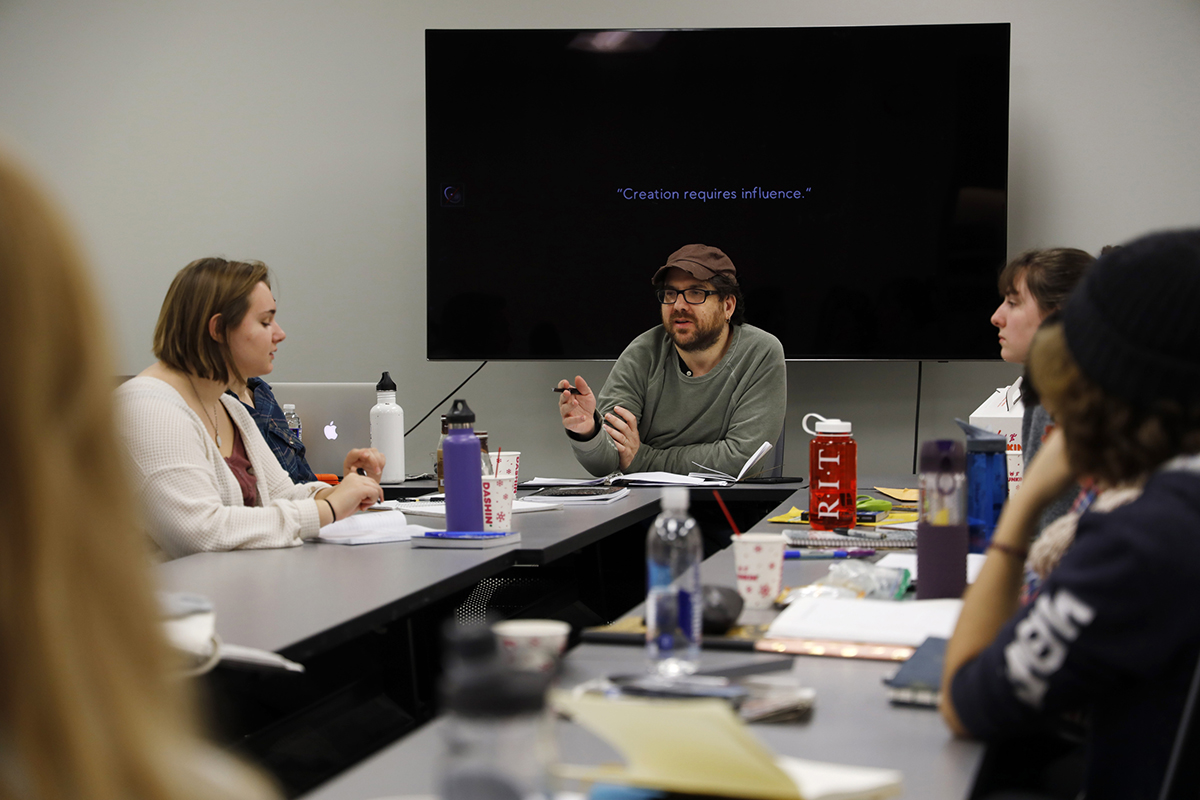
427;24;1009;360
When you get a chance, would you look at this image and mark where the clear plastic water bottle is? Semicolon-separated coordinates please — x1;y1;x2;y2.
438;623;554;800
645;487;702;678
283;404;302;442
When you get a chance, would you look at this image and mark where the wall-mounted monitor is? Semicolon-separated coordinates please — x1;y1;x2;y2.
427;24;1009;360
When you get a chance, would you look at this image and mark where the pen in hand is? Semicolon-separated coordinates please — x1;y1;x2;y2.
553;387;583;394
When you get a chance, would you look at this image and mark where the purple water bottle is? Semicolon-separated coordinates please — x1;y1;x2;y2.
916;439;969;599
443;399;484;532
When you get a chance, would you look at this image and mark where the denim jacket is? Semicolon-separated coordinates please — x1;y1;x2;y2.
228;378;318;484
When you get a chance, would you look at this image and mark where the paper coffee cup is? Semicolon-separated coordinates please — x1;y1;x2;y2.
733;533;786;609
489;450;521;482
492;619;570;672
482;475;517;531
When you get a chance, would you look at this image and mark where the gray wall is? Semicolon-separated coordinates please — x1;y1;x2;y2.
3;1;1198;480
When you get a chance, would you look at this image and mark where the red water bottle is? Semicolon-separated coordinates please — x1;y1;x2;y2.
803;413;857;530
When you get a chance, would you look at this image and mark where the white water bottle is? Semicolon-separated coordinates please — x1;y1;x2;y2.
645;487;703;678
370;371;405;484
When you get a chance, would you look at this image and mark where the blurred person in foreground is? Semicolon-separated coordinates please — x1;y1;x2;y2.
942;230;1200;799
116;258;384;559
0;150;276;798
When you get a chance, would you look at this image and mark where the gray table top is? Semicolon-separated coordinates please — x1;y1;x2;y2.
153;483;801;661
303;644;980;800
303;534;982;800
155;543;514;660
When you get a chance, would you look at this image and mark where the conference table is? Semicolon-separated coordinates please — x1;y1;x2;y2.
155;480;985;799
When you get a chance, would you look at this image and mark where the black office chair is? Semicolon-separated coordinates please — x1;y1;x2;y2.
1158;648;1200;800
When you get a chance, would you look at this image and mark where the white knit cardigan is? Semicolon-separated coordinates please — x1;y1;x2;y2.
116;376;327;559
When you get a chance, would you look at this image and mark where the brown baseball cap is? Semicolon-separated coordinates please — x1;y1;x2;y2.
651;244;738;285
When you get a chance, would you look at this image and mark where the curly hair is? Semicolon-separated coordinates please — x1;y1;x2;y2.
1029;323;1200;485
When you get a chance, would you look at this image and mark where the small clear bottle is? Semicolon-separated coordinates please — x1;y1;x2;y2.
436;415;449;492
645;487;703;678
283;404;302;442
438;624;554;800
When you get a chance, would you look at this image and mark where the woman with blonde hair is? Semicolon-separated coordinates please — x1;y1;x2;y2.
0;151;276;798
116;258;384;558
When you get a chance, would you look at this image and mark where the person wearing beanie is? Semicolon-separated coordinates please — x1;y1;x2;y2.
941;229;1200;799
556;244;786;482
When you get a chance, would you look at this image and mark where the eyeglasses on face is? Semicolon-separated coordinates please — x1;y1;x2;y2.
656;288;720;305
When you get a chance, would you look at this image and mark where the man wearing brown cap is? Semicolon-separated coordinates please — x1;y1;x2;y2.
558;244;786;477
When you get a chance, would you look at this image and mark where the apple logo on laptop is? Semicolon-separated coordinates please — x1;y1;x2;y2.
324;421;338;440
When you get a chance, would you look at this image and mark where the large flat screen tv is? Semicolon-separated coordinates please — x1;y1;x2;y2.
427;24;1009;360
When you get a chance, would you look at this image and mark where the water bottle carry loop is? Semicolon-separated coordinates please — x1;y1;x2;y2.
801;412;827;436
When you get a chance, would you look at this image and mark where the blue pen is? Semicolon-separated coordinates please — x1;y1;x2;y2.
785;548;875;559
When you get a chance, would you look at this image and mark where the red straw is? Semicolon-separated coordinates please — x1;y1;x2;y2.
712;490;740;536
493;446;501;476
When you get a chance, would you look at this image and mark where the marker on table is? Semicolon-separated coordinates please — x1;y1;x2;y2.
785;548;875;559
833;526;886;540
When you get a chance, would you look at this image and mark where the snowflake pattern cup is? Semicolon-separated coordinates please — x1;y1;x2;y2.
733;533;785;610
482;475;517;531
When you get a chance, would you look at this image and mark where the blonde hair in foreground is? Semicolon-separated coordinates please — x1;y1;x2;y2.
0;152;275;800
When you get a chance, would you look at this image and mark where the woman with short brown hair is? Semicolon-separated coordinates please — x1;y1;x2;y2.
116;257;384;558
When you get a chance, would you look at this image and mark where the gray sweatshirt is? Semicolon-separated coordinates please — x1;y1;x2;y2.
569;323;787;477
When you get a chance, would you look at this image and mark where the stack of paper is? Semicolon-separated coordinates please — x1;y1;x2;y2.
315;509;436;545
765;597;963;647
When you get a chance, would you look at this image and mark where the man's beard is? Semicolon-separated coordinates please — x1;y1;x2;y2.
665;311;726;353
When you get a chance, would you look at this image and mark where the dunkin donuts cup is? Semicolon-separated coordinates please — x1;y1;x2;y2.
481;475;517;531
489;450;521;482
492;619;570;673
733;533;786;609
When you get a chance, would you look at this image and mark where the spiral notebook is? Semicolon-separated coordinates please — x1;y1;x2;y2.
784;528;916;550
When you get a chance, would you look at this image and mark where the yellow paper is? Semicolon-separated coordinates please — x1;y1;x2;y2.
552;692;902;800
874;487;918;503
769;506;807;524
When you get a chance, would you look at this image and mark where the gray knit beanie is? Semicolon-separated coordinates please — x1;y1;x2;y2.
1061;229;1200;405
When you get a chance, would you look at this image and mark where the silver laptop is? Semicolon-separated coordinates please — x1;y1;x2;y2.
268;382;377;476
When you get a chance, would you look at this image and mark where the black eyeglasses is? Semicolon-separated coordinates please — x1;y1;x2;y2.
656;288;720;305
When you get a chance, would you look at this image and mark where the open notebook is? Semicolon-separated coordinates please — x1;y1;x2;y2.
525;441;773;487
553;691;901;800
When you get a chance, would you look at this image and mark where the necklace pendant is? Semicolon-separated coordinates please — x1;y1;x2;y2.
216;433;223;448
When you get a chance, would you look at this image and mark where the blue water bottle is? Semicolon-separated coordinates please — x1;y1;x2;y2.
955;419;1008;554
443;399;484;532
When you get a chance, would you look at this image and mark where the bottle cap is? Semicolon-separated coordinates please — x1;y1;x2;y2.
377;371;397;392
447;399;475;424
282;404;295;411
661;486;689;511
954;418;1006;453
919;439;966;476
802;412;851;435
